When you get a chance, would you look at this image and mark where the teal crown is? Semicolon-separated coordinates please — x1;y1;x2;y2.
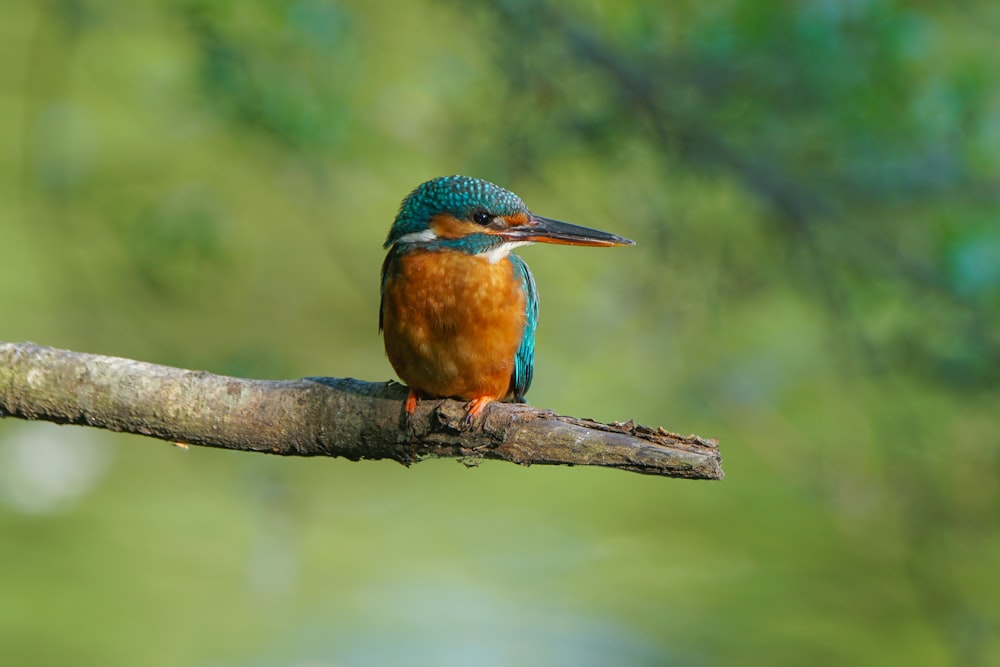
385;175;529;248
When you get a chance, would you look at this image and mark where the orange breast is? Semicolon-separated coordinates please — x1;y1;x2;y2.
381;249;526;402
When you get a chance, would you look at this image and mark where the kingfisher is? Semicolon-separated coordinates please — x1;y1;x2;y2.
380;175;634;424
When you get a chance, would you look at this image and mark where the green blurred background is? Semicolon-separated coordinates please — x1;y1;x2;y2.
2;1;999;665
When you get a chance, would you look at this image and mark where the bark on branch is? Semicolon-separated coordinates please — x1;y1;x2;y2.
0;342;722;479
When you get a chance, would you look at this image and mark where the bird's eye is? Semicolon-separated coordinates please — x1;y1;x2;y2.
472;211;491;225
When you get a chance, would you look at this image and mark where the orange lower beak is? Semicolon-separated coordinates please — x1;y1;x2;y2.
503;215;635;247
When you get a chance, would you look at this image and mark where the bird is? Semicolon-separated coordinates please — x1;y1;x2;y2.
379;175;634;424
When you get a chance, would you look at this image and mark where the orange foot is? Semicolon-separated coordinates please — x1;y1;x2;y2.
403;388;421;430
464;395;497;427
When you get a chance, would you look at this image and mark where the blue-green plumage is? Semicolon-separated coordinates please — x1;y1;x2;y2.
508;253;538;401
386;175;529;248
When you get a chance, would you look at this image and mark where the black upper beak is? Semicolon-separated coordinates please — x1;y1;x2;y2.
504;215;635;247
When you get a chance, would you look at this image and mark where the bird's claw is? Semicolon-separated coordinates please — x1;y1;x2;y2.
401;388;420;433
463;395;495;428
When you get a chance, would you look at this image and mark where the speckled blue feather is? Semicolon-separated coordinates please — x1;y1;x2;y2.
508;253;537;400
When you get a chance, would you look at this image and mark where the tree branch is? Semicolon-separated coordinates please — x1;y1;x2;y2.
0;342;722;479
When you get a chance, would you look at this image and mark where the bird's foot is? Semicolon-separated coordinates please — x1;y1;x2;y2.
402;388;421;432
463;395;496;428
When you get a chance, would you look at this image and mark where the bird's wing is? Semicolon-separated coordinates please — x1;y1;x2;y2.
508;253;537;401
378;247;399;333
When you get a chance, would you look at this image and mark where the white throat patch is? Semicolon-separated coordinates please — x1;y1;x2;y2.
477;241;532;264
395;229;437;245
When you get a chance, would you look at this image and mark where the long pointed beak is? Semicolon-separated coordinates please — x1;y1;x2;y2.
503;214;635;247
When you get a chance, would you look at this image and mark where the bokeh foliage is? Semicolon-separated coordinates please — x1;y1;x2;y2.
1;0;998;665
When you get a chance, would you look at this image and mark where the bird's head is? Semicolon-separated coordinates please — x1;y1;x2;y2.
385;175;634;259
